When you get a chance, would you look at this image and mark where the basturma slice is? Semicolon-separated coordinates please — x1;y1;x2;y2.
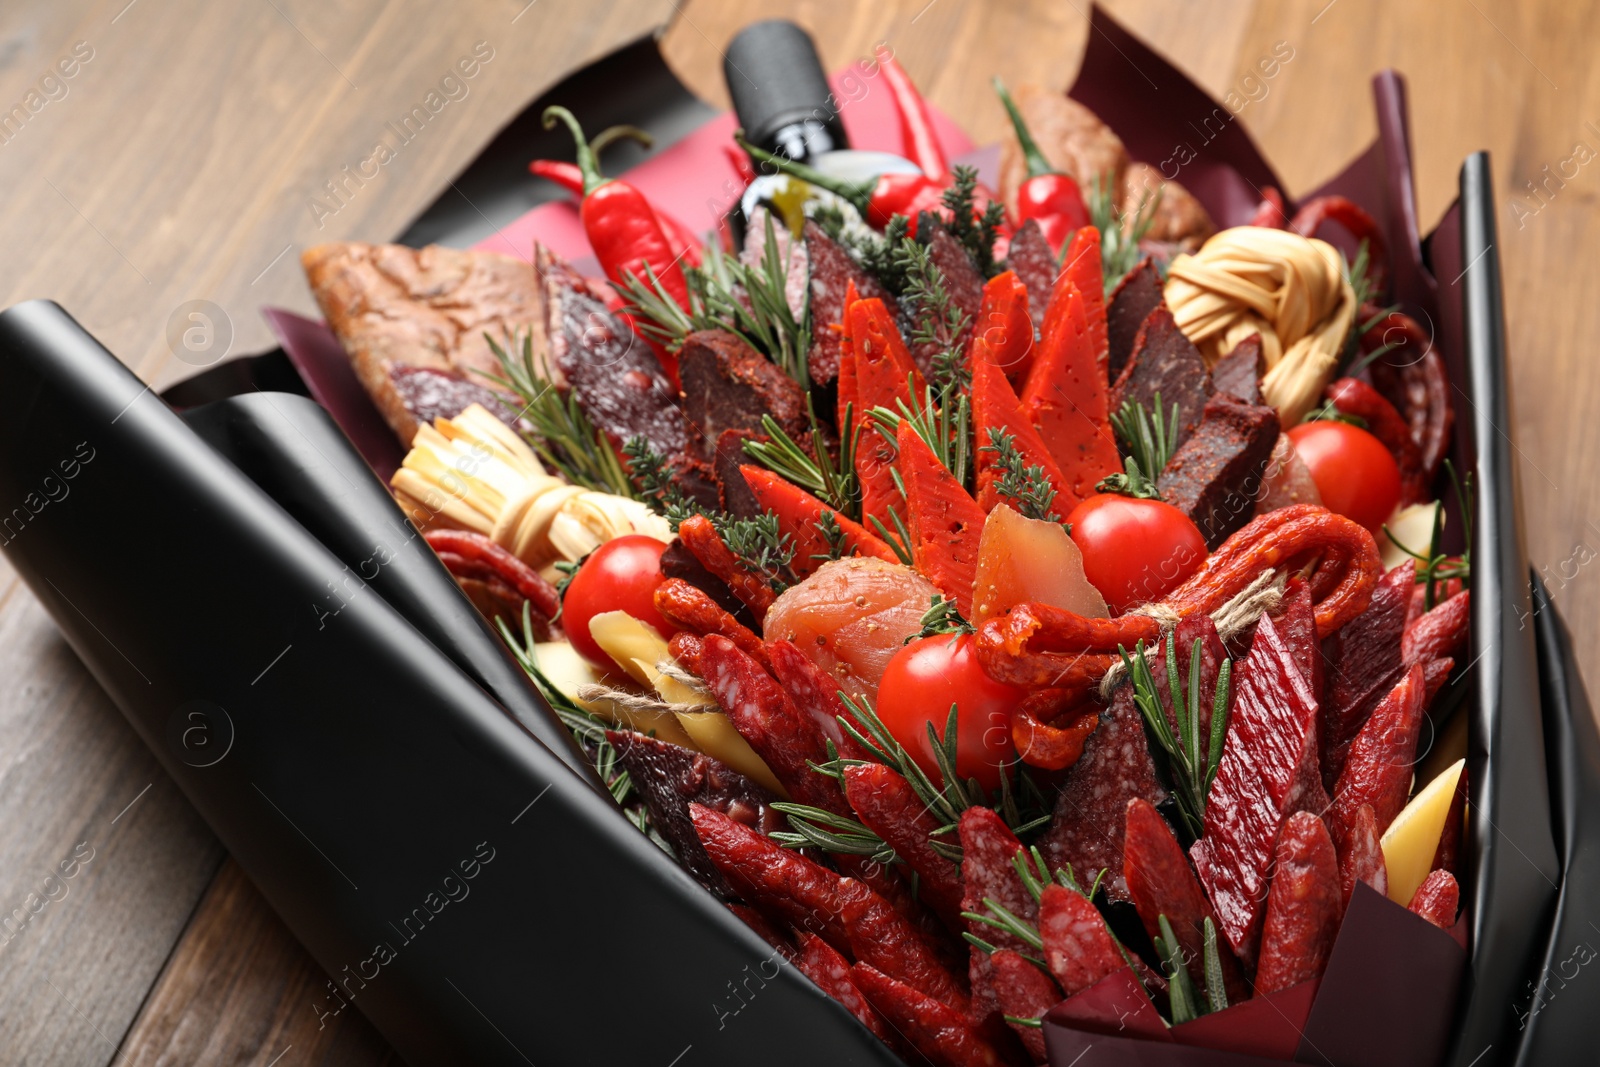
1321;560;1413;786
1191;613;1327;966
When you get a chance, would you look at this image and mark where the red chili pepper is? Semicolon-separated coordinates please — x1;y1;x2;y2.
993;78;1088;237
875;45;948;182
722;143;757;186
543;106;692;329
534;158;703;271
1248;186;1288;229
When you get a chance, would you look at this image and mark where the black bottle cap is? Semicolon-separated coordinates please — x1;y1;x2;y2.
724;20;848;156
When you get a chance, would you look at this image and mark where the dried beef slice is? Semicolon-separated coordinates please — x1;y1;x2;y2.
677;329;807;459
1210;334;1263;404
1005;218;1060;327
1159;391;1281;549
1106;258;1165;382
1111;305;1212;450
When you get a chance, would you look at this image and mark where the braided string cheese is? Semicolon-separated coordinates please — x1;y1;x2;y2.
1163;227;1356;424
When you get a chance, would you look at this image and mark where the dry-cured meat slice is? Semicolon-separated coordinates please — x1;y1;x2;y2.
1331;663;1427;836
1110;305;1212;451
839;876;971;1013
989;948;1061;1062
1254;811;1342;995
1191;613;1327;965
1005;218;1060;328
1402;589;1471;667
960;807;1035;1044
844;764;964;927
1209;334;1263;404
804;219;896;387
1335;802;1389;907
1157;390;1281;549
1037;883;1127;997
1273;577;1323;696
1321;560;1413;786
1106;258;1165;383
676;328;807;458
793;933;895;1044
1408;870;1460;929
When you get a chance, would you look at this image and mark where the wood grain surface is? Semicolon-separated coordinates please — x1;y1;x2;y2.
0;0;1596;1063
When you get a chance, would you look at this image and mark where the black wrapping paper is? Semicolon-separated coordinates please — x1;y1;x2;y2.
0;300;900;1067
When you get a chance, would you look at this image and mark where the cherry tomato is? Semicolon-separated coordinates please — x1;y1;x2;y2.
877;633;1026;793
561;535;676;671
1286;421;1401;532
1066;495;1207;615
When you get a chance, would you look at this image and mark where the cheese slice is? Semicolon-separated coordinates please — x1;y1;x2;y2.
1381;758;1466;907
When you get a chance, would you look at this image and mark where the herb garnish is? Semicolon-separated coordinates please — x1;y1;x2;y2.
1120;635;1232;841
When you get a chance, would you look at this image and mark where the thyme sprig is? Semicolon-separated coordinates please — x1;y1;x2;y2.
909;594;975;640
812;509;850;563
483;331;635;497
982;427;1061;522
623;435;706;529
1121;635;1233;842
1110;394;1181;480
718;512;795;593
941;164;1008;277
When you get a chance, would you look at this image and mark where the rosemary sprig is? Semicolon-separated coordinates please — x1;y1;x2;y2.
769;801;896;862
741;398;858;516
482;332;635;497
1086;173;1160;296
1384;459;1473;610
831;694;973;858
1120;635;1232;841
1202;917;1229;1013
1110;394;1181;479
941;164;1007;277
1155;914;1201;1024
866;504;915;566
981;427;1061;522
869;377;974;491
623;435;706;529
717;512;795;593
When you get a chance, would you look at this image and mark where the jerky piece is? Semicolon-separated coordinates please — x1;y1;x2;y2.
1408;870;1460;929
1192;614;1327;965
700;635;851;817
689;803;849;951
1037;884;1127;997
844;764;964;926
989;948;1061;1062
1123;798;1248;1003
1273;577;1324;696
960;807;1034;1045
1335;803;1389;907
729;902;796;957
1038;684;1168;903
1402;589;1471;667
906;221;984;374
793;933;895;1044
1157;390;1280;549
387;366;523;436
1331;663;1426;836
852;963;1003;1067
1209;334;1263;404
1322;561;1414;786
1254;811;1342;995
1110;306;1211;450
678;514;778;619
1152;614;1229;745
1005;218;1059;328
612;733;781;898
713;428;765;519
838;877;970;1014
1422;656;1455;704
676;328;807;459
804;220;896;386
1106;259;1164;382
673;454;725;513
541;249;686;459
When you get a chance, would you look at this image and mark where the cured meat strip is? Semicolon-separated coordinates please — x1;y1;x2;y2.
1037;676;1168;902
1402;589;1471;666
1321;560;1413;786
712;428;766;519
851;963;1002;1067
1408;578;1463;626
654;578;768;668
1274;577;1323;696
699;635;850;817
1335;802;1389;907
1408;870;1461;929
971;270;1037;382
767;639;870;757
1123;798;1248;1002
1106;258;1165;383
1037;883;1127;996
677;329;807;459
689;803;849;950
739;465;897;576
678;514;778;620
793;933;895;1044
972;356;1069;513
804;220;897;387
1005;219;1060;328
1191;613;1328;965
839;877;970;1014
989;948;1061;1062
1157;390;1281;549
611;731;782;899
1058;228;1110;372
1432;768;1468;874
899;421;988;617
1210;334;1263;404
1254;812;1342;995
1331;663;1427;836
1110;306;1212;451
844;764;964;927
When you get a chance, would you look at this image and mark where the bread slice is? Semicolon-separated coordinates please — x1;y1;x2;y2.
301;242;549;444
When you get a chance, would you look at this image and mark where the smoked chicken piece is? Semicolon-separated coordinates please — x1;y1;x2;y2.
1191;613;1327;966
611;731;781;899
1110;306;1212;452
1157;390;1281;549
1105;259;1165;383
804;220;896;387
676;328;806;459
1037;672;1169;903
1005;218;1060;328
1321;561;1414;787
1254;811;1342;995
1209;334;1264;404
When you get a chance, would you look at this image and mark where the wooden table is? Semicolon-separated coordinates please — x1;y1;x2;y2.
0;0;1592;1062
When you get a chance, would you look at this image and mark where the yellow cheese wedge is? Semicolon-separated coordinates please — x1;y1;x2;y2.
587;611;670;687
674;711;788;797
1380;500;1442;571
1381;758;1465;907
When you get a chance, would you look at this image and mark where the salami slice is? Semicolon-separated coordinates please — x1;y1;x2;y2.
852;963;1003;1067
838;876;971;1014
1006;218;1060;328
1331;663;1427;836
1191;613;1327;965
1322;560;1413;786
1254;812;1342;995
960;807;1035;1041
793;933;895;1044
1037;884;1127;997
989;948;1062;1062
1335;802;1389;907
804;220;896;387
1408;870;1460;929
728;902;795;957
907;222;984;375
